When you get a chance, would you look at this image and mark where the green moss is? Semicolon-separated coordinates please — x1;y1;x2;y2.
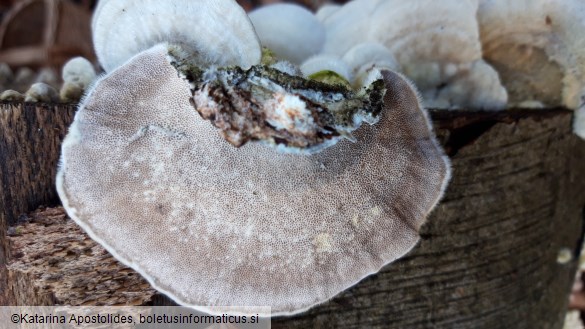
261;47;278;66
308;70;351;89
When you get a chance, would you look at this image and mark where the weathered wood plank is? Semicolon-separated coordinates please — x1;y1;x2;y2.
0;102;75;305
1;104;584;329
0;102;75;226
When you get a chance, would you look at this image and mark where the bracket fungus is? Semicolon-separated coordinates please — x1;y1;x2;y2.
57;39;450;315
92;0;261;72
478;0;585;110
342;42;400;89
319;0;507;110
249;3;326;65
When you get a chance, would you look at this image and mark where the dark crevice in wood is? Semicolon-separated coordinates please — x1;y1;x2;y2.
443;120;498;156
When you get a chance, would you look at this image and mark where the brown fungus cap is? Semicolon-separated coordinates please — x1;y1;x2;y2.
57;44;450;316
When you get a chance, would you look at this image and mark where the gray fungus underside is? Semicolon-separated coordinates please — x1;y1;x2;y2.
56;46;450;315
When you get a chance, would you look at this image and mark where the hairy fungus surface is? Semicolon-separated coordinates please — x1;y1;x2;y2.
57;44;450;316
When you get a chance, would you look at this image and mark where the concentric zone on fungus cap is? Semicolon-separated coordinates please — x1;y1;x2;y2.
57;45;450;316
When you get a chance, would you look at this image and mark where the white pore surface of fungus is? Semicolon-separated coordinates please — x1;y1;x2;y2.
92;0;261;72
320;0;507;110
478;0;585;109
249;3;326;64
57;44;450;316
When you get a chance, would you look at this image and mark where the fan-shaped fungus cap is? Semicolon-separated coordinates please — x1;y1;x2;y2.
92;0;261;72
248;3;326;64
57;44;450;316
342;42;400;88
478;0;585;109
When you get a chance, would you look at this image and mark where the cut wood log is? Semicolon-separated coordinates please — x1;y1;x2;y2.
0;102;75;306
1;103;584;329
0;102;75;226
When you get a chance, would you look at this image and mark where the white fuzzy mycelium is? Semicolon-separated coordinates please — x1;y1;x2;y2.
264;93;317;134
92;0;261;72
478;0;585;109
249;3;326;64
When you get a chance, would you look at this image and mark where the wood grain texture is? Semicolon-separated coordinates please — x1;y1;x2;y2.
0;102;75;226
0;102;75;306
272;110;585;328
1;104;584;329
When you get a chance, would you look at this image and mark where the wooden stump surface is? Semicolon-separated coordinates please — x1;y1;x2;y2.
1;103;584;329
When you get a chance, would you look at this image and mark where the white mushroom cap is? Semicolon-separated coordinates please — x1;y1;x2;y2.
62;57;96;87
315;3;341;21
368;0;481;66
478;0;585;109
320;0;506;109
60;57;97;102
0;63;14;87
320;0;384;56
0;89;24;101
35;68;59;86
92;0;261;72
342;42;400;88
57;44;450;316
366;0;506;109
426;60;508;110
300;54;351;81
24;82;59;103
249;3;326;64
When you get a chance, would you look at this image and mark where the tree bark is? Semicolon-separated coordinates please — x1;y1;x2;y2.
1;104;584;329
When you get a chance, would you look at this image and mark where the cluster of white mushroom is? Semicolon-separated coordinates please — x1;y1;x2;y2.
88;0;585;116
0;57;96;103
57;0;451;317
249;0;585;122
